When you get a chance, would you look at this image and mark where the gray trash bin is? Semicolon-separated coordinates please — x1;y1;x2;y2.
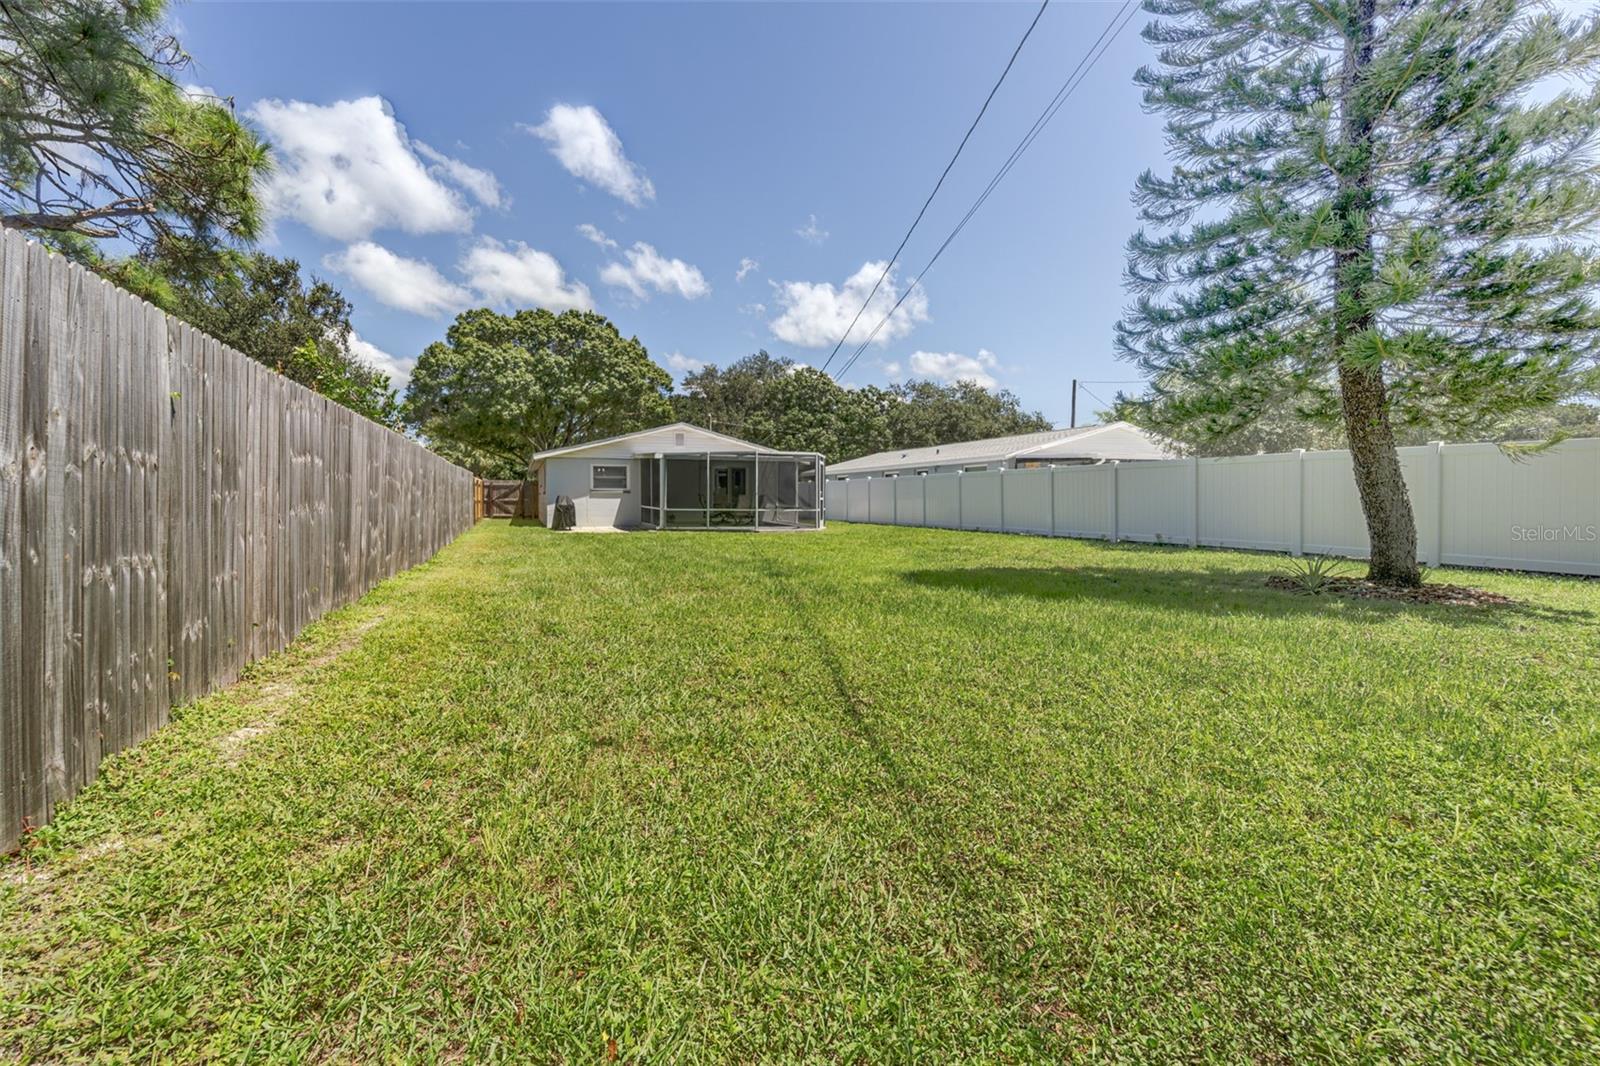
552;495;577;531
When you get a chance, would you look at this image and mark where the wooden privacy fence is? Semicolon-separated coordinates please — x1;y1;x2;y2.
825;438;1600;577
0;230;475;852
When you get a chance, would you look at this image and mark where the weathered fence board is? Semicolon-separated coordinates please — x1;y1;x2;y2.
0;230;474;851
0;231;26;844
827;439;1600;577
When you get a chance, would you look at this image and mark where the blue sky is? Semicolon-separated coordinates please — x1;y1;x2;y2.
176;1;1168;426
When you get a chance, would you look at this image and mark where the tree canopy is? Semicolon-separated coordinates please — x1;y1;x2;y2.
882;379;1053;449
0;0;269;265
1117;0;1600;584
673;352;1052;462
405;308;673;477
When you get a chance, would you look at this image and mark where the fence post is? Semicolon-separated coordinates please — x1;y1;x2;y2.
1429;441;1445;567
1110;462;1120;543
998;467;1006;534
1049;465;1057;537
1294;450;1305;557
891;475;897;526
1190;456;1200;548
922;473;928;527
957;470;964;530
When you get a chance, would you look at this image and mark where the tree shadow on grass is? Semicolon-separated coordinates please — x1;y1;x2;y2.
901;565;1596;628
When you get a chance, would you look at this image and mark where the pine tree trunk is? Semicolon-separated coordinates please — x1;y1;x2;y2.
1338;362;1419;584
1333;0;1421;587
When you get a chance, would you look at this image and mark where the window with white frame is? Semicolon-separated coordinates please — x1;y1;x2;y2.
591;464;629;491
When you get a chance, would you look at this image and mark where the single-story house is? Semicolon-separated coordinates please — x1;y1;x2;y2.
825;422;1173;481
528;423;825;531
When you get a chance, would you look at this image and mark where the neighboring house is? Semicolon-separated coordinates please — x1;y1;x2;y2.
825;422;1173;480
528;423;825;531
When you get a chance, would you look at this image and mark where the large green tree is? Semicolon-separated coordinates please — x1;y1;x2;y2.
674;352;892;458
882;379;1052;450
1117;0;1600;584
405;308;672;478
0;0;268;261
675;352;1052;462
748;367;893;460
672;351;794;438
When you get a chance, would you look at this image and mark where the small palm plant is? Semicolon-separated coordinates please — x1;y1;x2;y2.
1278;554;1350;595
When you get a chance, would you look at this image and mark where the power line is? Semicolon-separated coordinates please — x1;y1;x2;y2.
835;0;1138;382
1077;383;1114;411
817;0;1051;375
834;0;1141;384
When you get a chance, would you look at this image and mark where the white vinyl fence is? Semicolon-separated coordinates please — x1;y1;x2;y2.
825;439;1600;577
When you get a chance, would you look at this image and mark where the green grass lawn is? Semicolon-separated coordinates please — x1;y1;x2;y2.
3;521;1599;1062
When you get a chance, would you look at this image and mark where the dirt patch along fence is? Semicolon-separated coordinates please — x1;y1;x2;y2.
0;229;476;852
826;439;1600;577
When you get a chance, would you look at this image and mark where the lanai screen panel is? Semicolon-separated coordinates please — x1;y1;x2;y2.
664;457;708;527
761;459;800;527
755;456;822;528
709;452;757;527
800;457;821;528
641;458;660;526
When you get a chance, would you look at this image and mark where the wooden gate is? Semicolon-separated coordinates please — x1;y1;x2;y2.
482;479;526;518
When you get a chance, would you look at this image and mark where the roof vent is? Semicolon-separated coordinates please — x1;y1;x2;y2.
675;432;685;446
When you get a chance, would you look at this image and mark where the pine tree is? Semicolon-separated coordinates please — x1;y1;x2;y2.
0;0;268;259
1117;0;1600;585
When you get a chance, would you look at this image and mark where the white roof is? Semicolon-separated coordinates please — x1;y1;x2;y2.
827;422;1173;475
529;422;805;461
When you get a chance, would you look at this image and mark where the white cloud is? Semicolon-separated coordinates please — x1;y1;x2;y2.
577;223;618;249
324;241;472;318
795;214;829;245
736;257;759;283
599;242;710;300
414;141;506;209
524;104;655;206
329;236;593;317
250;96;489;240
663;352;705;374
181;83;221;103
739;301;767;317
767;260;929;349
905;349;1000;389
348;332;416;391
461;236;593;312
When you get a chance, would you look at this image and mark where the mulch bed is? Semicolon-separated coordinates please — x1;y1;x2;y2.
1265;574;1517;607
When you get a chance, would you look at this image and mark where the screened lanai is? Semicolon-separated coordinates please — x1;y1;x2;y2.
640;451;824;530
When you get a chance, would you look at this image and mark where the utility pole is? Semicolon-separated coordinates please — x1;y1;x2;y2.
1069;378;1077;428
